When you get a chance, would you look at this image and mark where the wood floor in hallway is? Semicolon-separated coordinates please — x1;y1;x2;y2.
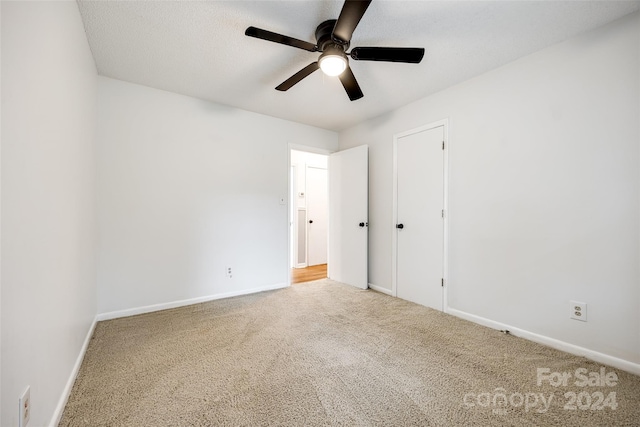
291;264;327;284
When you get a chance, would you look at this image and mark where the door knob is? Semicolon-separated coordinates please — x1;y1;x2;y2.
309;220;314;224
359;222;365;227
396;224;404;229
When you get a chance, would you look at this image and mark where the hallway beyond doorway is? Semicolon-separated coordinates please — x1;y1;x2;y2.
291;264;327;284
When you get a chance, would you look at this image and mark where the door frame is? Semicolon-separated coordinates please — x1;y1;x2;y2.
288;144;334;287
290;164;302;268
391;119;449;312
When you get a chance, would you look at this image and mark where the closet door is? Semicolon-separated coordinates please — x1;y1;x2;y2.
306;166;328;266
394;125;445;310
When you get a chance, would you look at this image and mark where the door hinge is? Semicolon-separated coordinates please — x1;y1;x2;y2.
441;209;445;218
442;141;445;150
441;278;444;287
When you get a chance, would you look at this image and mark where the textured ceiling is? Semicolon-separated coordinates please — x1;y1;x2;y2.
78;1;640;131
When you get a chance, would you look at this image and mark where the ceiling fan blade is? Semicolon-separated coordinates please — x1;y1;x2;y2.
338;66;364;101
245;26;318;52
332;0;372;45
276;62;320;91
350;47;425;63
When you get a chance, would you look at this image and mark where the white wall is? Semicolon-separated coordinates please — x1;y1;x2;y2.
291;150;328;209
0;0;4;415
97;77;338;314
1;2;97;426
1;0;4;415
340;12;640;365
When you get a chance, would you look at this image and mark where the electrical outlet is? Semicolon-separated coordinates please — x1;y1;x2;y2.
226;267;233;279
570;301;587;322
19;386;30;427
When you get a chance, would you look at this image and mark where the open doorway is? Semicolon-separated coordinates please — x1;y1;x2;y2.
290;149;329;284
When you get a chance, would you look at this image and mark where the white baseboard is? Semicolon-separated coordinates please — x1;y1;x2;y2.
368;283;393;296
96;282;288;321
447;307;640;376
49;316;98;427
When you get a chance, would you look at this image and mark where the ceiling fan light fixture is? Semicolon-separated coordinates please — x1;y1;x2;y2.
319;47;347;76
245;0;424;101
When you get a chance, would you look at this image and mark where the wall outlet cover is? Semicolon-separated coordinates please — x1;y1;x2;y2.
19;386;30;427
570;300;587;322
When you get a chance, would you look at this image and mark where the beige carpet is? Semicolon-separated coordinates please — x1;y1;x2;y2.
60;280;640;426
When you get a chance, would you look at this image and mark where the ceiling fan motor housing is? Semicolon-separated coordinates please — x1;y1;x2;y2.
315;19;349;52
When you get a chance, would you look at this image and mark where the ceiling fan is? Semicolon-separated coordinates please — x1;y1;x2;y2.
245;0;425;101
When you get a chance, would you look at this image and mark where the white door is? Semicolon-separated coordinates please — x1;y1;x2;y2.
306;166;328;266
394;125;445;310
328;145;368;289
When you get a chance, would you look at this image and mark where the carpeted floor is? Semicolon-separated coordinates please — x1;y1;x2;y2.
60;280;640;426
